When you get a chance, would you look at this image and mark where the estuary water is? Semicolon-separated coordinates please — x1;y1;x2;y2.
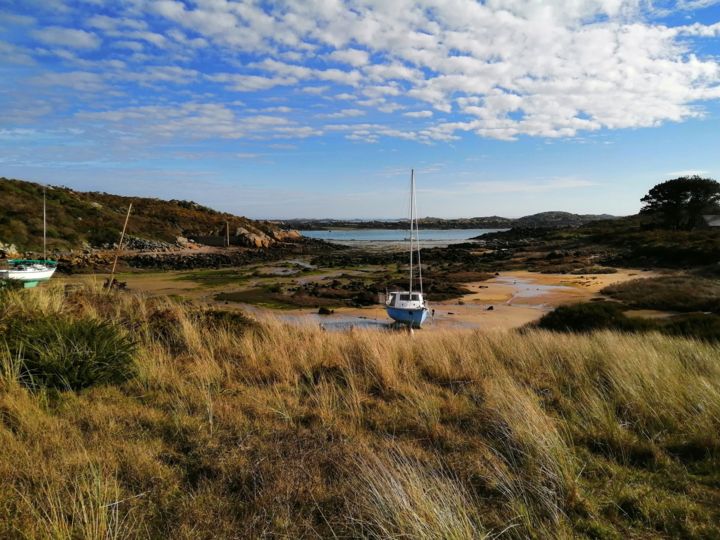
300;228;506;249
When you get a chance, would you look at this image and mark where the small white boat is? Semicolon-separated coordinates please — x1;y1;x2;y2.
0;259;57;286
0;187;57;288
385;169;429;328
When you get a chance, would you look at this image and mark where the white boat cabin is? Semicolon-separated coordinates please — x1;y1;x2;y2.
386;291;427;310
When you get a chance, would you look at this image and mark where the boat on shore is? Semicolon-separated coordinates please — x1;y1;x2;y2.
0;187;57;288
385;169;429;328
0;259;57;287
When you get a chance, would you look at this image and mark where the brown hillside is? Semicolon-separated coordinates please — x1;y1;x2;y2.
0;177;286;252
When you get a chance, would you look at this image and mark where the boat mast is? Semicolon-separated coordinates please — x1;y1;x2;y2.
43;186;47;261
414;173;423;296
409;169;414;294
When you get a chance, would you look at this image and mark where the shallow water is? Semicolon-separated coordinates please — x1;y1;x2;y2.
494;276;575;305
301;228;507;247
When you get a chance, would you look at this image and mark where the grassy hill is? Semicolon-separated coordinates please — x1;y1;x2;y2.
0;177;284;252
0;284;718;538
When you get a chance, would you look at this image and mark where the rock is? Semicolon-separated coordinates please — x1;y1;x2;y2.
0;241;18;258
235;227;273;248
176;236;190;247
318;307;334;315
270;229;302;242
122;236;174;252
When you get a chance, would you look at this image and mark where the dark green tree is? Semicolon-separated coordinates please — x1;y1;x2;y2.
640;176;720;230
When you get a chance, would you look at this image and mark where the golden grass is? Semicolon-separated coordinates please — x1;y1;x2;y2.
1;283;719;538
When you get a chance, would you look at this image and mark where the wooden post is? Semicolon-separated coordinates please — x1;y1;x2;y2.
226;221;230;248
108;203;132;289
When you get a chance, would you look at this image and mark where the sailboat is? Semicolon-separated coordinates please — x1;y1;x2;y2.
385;169;429;328
0;187;57;288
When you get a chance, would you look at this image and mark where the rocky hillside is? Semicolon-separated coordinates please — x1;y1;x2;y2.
0;177;299;253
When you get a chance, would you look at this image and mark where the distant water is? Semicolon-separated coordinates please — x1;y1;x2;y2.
301;228;506;243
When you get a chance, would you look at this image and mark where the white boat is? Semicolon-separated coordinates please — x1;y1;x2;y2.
0;260;57;284
0;187;57;288
385;169;429;328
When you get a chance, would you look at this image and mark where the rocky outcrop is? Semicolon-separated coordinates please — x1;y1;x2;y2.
270;229;302;242
0;241;18;258
234;227;273;248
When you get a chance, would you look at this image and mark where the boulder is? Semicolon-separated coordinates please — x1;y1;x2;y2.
270;229;302;242
0;241;18;258
235;227;274;248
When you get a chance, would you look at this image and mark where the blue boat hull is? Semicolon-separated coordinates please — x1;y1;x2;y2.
386;307;429;328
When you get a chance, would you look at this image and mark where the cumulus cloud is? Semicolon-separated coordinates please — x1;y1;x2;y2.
319;108;366;118
404;110;433;118
328;48;369;67
75;103;318;141
5;0;720;146
31;26;100;49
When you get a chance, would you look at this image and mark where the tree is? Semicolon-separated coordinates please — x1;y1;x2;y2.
640;176;720;230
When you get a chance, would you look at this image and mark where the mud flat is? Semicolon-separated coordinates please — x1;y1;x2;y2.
61;264;657;331
204;268;658;331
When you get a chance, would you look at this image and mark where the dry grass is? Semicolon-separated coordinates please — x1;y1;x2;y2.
0;283;719;538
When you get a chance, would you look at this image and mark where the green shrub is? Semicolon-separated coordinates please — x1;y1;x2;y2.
6;317;136;391
536;302;652;333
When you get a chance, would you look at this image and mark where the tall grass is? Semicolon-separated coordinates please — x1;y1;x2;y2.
0;283;718;537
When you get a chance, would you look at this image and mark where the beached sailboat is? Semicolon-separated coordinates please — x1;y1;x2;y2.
0;187;57;288
385;169;429;328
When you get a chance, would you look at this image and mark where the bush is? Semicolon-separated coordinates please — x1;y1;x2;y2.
5;317;136;390
602;276;720;313
536;302;651;333
664;314;720;342
537;302;720;342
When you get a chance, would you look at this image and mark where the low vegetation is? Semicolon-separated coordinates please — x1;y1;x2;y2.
1;285;719;537
603;275;720;313
536;302;652;333
536;301;720;342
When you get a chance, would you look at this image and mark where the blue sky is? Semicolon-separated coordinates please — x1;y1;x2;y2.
1;1;720;219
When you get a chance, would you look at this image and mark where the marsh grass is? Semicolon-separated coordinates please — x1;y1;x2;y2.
0;283;718;538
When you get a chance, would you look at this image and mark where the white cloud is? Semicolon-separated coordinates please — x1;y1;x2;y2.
31;70;106;92
319;108;366;118
404;110;433;118
328;48;369;67
31;26;100;49
75;103;317;142
6;0;720;146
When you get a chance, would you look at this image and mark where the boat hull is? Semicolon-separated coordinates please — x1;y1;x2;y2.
0;267;56;282
386;306;429;328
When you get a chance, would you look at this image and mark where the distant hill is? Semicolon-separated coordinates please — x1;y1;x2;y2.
514;211;617;228
281;212;618;230
0;177;294;252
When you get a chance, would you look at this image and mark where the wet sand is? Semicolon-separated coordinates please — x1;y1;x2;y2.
311;269;656;331
219;269;656;331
